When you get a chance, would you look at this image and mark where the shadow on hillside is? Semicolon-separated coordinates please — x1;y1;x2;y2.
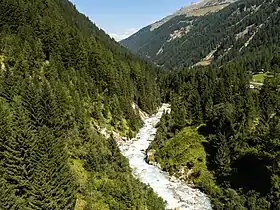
230;154;272;195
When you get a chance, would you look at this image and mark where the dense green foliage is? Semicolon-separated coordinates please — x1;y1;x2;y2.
150;58;280;209
0;0;165;209
122;0;280;70
2;0;280;209
123;3;280;207
149;126;217;192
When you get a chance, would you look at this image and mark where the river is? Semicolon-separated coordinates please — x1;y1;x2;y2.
119;104;212;210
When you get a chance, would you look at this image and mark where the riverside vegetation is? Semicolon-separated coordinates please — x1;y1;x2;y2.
1;0;280;209
122;0;280;208
0;0;164;209
150;59;280;209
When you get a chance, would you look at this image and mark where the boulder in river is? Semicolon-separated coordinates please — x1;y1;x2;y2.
147;149;156;162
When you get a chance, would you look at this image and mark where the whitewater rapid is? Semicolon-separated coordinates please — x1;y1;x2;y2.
119;104;212;210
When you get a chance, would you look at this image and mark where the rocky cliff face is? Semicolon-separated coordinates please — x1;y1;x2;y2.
150;0;236;31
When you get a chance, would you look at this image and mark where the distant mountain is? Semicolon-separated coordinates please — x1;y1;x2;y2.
121;0;280;70
149;0;235;32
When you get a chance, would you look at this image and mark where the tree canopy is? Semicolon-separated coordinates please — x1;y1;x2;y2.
0;0;164;209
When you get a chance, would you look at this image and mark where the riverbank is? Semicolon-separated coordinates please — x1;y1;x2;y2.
119;104;212;210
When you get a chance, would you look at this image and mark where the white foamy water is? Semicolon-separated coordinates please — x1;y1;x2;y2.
119;104;212;210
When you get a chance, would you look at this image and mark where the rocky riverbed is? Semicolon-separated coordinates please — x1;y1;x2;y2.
119;104;212;210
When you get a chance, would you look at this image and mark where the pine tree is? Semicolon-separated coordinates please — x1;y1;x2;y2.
214;133;232;180
1;96;34;209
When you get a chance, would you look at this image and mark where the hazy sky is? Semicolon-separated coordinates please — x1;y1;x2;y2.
70;0;193;41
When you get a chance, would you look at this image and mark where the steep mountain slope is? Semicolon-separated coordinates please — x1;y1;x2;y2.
121;0;280;70
151;61;280;209
0;0;164;209
132;0;280;207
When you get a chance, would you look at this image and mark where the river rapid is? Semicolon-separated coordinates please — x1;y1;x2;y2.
119;104;212;210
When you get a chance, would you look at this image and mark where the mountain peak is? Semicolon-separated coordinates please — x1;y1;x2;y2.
121;0;280;70
150;0;236;31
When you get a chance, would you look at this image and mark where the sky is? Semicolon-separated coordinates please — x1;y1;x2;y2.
70;0;193;41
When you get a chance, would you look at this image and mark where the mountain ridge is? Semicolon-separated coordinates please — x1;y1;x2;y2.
121;0;280;70
149;0;236;31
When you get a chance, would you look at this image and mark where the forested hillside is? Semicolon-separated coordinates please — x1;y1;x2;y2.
121;0;280;70
123;0;280;208
149;57;280;209
0;0;165;209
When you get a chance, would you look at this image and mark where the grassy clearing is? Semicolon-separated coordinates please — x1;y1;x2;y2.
252;72;274;83
252;73;266;83
154;127;219;194
69;158;88;187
